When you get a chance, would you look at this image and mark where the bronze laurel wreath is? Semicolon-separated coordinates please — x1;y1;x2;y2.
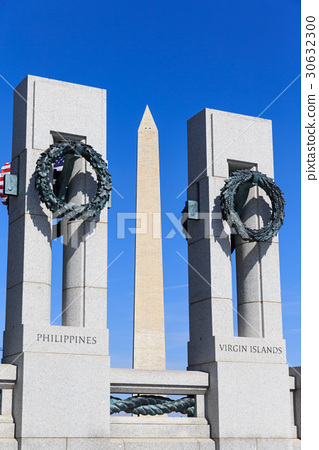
220;169;285;242
34;141;112;221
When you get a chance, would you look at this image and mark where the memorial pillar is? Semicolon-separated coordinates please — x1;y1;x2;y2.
186;109;299;450
2;75;110;449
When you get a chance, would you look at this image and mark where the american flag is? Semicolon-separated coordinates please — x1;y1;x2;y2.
0;162;11;206
54;156;65;172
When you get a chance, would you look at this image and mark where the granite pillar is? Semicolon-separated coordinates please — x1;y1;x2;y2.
2;75;110;449
186;109;300;449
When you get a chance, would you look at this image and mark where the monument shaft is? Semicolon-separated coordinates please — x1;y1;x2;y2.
133;106;166;370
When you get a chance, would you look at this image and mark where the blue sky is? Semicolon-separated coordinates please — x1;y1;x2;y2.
0;0;300;368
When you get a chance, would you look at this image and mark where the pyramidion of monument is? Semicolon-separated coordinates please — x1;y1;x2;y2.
0;76;300;450
138;104;158;132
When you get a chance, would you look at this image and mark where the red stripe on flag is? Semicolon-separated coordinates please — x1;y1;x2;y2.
1;164;11;173
0;162;11;206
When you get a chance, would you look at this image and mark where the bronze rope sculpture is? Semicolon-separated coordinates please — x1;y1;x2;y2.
110;395;195;416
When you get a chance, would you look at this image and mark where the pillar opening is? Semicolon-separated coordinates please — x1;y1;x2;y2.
227;160;260;338
50;225;63;325
49;132;90;327
231;251;238;336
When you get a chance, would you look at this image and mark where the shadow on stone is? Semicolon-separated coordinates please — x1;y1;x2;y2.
64;218;98;258
236;239;272;280
26;172;51;243
212;195;231;257
240;196;272;227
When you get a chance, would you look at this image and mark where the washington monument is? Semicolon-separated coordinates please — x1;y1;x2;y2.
133;106;166;370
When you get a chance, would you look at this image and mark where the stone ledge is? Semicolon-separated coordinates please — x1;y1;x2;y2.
110;368;209;395
109;438;215;449
213;437;301;450
0;365;16;381
110;421;211;439
0;440;18;450
15;438;216;449
0;423;15;439
110;416;208;424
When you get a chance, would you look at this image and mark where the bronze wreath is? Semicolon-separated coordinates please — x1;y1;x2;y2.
220;169;285;242
34;141;112;221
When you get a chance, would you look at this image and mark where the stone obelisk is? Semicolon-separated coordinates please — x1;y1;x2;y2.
133;106;166;370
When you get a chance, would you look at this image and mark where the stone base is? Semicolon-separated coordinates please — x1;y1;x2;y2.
0;439;18;449
17;438;215;449
3;325;110;442
0;422;15;438
213;438;301;450
6;352;110;440
109;438;215;449
192;360;295;441
188;336;297;443
18;438;107;449
110;416;211;439
13;435;303;449
109;416;215;449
